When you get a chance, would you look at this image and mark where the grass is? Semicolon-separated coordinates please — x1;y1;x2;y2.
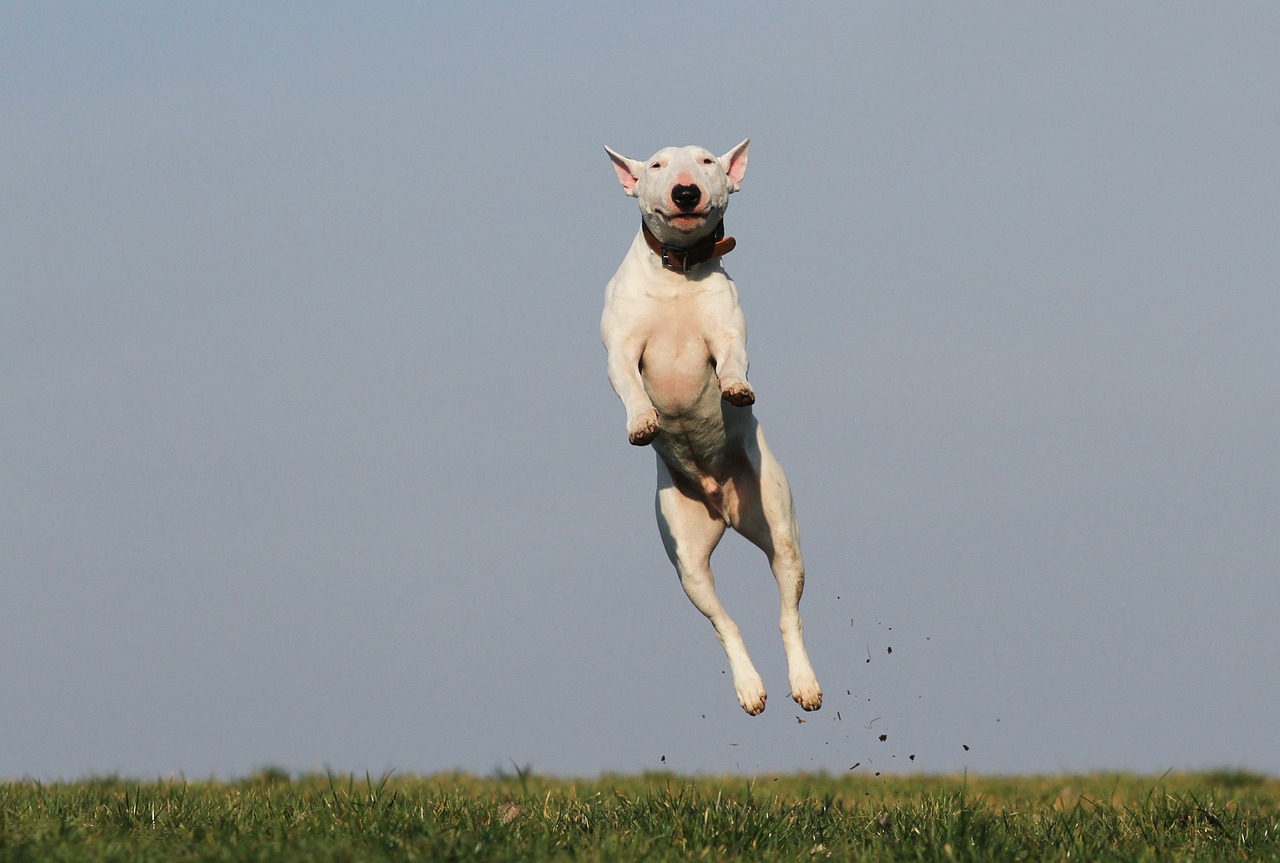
1;770;1277;861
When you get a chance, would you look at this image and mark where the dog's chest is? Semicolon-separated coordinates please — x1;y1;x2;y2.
636;294;718;412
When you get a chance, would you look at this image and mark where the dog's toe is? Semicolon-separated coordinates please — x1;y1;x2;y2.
628;426;658;446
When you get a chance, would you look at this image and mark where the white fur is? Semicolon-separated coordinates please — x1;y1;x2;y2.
601;141;822;715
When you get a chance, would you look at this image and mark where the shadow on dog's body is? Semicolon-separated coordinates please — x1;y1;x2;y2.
601;140;822;715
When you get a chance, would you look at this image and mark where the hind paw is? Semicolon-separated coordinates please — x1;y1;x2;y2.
736;678;768;716
789;676;823;712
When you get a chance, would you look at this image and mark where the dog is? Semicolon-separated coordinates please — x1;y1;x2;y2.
601;140;822;715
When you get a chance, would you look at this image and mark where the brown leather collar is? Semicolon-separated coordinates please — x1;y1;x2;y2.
641;219;737;273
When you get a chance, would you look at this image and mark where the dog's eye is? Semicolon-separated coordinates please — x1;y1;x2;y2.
702;158;715;165
650;162;662;170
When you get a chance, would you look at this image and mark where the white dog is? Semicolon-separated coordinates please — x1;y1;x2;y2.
601;140;822;715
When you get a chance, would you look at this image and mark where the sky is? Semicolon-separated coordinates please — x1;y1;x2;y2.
2;3;1277;782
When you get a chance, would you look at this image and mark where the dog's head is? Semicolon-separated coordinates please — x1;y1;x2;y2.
605;140;749;247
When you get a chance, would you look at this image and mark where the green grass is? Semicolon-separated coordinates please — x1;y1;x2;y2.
1;770;1277;861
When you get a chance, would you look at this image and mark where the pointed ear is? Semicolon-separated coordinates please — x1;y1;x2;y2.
604;146;643;197
719;138;750;192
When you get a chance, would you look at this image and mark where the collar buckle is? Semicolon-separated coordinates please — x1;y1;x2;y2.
660;246;689;273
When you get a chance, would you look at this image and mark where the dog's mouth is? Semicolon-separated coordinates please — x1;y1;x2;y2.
659;210;710;230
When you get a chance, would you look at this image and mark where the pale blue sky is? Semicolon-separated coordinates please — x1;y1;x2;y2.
3;3;1277;780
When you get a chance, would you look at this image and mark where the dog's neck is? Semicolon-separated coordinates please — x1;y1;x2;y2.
641;219;736;274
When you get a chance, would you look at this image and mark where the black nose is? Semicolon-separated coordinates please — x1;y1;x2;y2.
671;184;701;212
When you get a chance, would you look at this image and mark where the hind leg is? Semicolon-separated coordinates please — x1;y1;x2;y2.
655;459;768;715
728;426;823;711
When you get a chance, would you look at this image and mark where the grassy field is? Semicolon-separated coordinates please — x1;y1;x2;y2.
1;770;1277;861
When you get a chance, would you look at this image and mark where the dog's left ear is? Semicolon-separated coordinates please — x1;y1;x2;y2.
719;138;750;193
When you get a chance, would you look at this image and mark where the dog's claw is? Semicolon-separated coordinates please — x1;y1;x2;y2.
721;381;755;407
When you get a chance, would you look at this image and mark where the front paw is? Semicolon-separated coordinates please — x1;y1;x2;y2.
721;380;755;407
627;409;659;446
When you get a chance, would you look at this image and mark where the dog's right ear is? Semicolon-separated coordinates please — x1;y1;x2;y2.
604;146;643;197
